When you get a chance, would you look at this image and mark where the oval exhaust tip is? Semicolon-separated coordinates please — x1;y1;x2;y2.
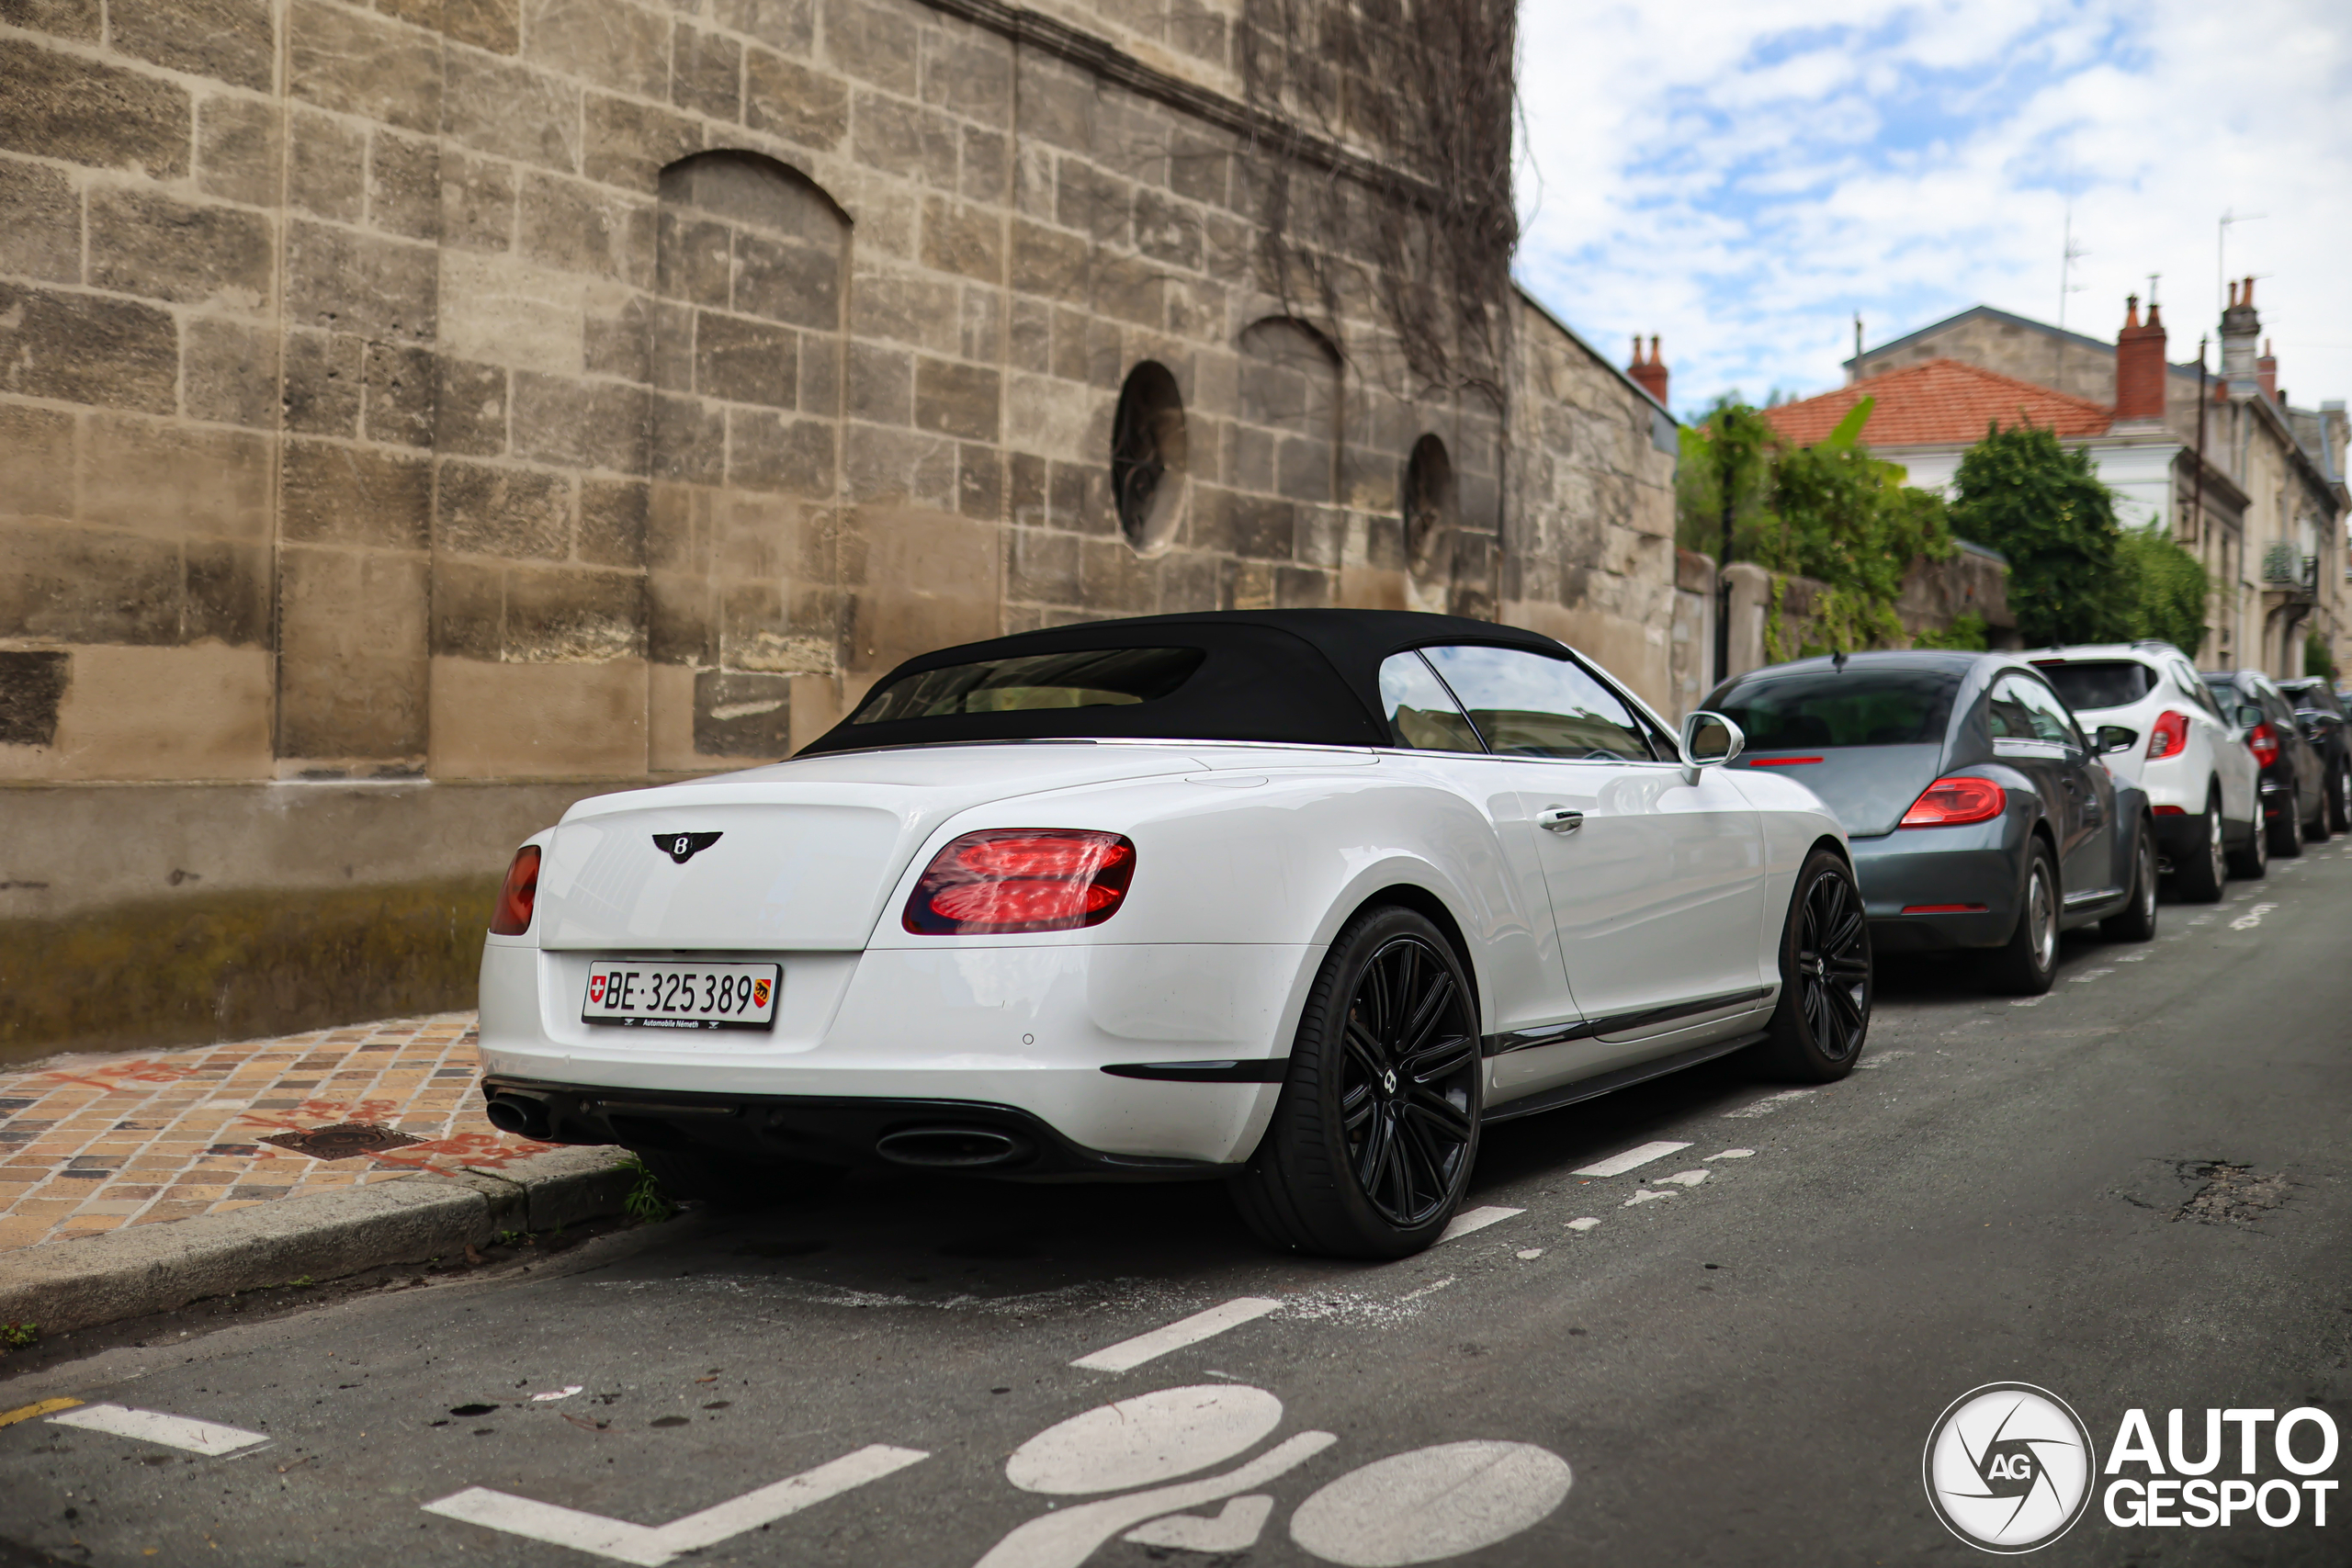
486;1096;551;1140
875;1127;1030;1168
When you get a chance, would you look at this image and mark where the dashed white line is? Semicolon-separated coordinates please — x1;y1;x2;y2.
1722;1089;1814;1118
1568;1141;1692;1177
1565;1217;1601;1232
423;1444;928;1567
1436;1205;1524;1243
47;1404;268;1457
1623;1189;1679;1207
2230;902;2278;930
1515;1248;1545;1260
1650;1169;1710;1188
1071;1298;1281;1373
1702;1148;1755;1160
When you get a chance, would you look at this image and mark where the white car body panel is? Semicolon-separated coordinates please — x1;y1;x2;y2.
2021;645;2258;831
480;725;1847;1169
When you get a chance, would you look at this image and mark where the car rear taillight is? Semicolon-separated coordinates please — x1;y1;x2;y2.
1899;776;2007;828
2247;722;2278;768
491;845;540;935
2146;709;2189;760
903;829;1136;934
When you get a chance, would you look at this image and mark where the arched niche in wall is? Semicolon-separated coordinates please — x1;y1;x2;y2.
1403;434;1457;579
649;149;849;761
1113;361;1188;555
1238;316;1342;505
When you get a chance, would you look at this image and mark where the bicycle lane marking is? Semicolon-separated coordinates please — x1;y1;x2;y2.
45;1404;268;1457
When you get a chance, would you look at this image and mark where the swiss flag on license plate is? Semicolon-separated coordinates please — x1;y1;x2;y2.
589;975;607;1004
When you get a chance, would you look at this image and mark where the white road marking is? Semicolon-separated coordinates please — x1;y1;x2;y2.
1515;1248;1544;1260
2069;967;2115;983
1397;1276;1456;1302
1287;1441;1573;1567
530;1385;584;1403
1124;1495;1273;1551
1010;1386;1281;1495
1723;1089;1814;1118
1702;1148;1755;1160
978;1430;1335;1568
1070;1298;1281;1372
2230;902;2278;930
1623;1189;1679;1207
1437;1205;1524;1243
1565;1217;1600;1232
1651;1169;1710;1188
422;1444;928;1567
1568;1141;1692;1177
47;1404;267;1457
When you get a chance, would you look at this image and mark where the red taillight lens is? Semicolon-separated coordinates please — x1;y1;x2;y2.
2247;722;2278;767
903;829;1136;934
1900;776;2007;828
2146;709;2189;760
491;845;540;935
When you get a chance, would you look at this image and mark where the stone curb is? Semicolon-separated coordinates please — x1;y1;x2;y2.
0;1146;637;1337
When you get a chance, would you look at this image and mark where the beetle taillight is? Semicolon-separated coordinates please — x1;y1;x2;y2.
491;845;540;935
903;830;1136;934
2146;709;2189;760
1899;776;2007;828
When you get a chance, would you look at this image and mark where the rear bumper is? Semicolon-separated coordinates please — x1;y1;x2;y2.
1848;819;2020;953
479;1076;1227;1180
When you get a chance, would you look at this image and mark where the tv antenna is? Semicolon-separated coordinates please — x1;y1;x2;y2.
2057;201;2088;331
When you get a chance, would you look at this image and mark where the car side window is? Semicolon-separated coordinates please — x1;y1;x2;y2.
2174;662;2222;720
1420;645;1658;761
1993;674;2079;748
1376;652;1485;753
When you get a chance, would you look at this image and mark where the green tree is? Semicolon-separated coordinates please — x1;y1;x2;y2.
1948;424;2122;646
2110;525;2209;654
2307;629;2337;681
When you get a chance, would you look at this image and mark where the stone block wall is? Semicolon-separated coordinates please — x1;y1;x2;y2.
0;0;1679;1055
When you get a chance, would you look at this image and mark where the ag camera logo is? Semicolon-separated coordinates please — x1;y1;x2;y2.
1923;1383;2097;1552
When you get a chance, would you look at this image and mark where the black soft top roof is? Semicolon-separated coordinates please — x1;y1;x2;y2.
798;609;1572;755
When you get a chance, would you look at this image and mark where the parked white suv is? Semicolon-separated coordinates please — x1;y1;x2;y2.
2023;642;2263;899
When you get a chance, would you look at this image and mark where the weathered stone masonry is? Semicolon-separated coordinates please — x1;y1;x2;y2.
0;0;1676;1055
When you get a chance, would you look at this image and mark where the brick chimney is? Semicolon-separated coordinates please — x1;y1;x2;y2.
1628;335;1669;405
2221;276;2261;382
2114;293;2167;423
2256;336;2278;402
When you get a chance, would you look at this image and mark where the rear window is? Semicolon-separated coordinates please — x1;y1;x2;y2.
1714;670;1958;750
852;647;1204;723
2035;660;2154;712
2287;683;2344;717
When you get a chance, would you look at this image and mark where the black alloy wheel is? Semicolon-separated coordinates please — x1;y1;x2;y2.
1233;906;1482;1258
1755;848;1871;1080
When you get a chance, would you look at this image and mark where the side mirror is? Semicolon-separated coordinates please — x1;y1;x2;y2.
1679;711;1746;772
2095;725;2139;756
2237;705;2264;730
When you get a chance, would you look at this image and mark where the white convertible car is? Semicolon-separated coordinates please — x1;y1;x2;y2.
478;610;1868;1257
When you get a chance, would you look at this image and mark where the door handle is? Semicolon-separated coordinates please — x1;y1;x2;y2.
1537;807;1583;833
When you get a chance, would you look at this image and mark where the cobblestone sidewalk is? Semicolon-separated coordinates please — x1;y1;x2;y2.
0;1012;555;1255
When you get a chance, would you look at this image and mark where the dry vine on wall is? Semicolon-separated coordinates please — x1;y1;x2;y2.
1238;0;1520;404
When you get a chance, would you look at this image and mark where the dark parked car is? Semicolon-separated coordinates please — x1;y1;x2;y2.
1706;651;2156;996
2278;676;2352;833
2201;671;2331;855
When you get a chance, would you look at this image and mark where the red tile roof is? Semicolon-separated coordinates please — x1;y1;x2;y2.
1763;358;2113;447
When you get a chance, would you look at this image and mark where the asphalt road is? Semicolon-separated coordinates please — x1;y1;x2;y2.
6;847;2351;1567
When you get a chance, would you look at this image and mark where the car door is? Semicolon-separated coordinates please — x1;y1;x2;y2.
1373;651;1586;1052
1996;671;2120;902
1418;643;1770;1087
2172;658;2253;826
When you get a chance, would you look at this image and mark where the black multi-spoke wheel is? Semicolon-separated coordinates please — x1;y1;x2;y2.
1233;907;1482;1257
1756;848;1872;1080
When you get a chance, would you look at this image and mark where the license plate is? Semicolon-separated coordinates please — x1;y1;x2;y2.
582;961;779;1031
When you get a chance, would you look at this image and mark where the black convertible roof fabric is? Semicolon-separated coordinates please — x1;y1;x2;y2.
797;609;1571;755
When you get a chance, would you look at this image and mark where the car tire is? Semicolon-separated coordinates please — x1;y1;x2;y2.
2331;766;2352;835
1985;840;2061;996
2173;789;2226;903
2303;784;2331;842
628;1147;843;1210
1231;906;1482;1259
2100;824;2160;942
1751;847;1871;1082
2269;786;2304;858
2228;798;2270;879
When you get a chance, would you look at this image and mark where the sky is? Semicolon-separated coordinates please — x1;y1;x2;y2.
1512;0;2352;421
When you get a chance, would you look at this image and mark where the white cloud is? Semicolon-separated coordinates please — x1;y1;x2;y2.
1515;0;2352;418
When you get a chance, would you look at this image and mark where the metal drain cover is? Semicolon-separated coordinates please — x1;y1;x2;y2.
259;1122;425;1160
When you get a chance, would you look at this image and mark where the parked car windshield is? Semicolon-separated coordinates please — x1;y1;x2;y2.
2036;660;2153;712
852;647;1205;721
1713;669;1957;750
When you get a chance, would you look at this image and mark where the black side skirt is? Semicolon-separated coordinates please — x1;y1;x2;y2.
1482;1031;1771;1125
